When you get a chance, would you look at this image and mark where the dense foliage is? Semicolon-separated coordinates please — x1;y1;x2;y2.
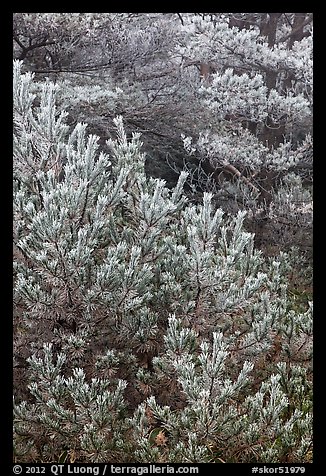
13;13;313;464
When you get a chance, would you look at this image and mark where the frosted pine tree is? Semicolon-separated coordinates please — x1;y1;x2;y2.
177;13;312;254
13;13;313;257
13;61;312;463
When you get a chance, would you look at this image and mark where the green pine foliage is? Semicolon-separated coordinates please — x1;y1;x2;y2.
13;60;312;464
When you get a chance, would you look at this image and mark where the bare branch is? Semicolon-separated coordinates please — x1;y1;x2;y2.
177;13;184;26
222;163;260;193
277;13;313;44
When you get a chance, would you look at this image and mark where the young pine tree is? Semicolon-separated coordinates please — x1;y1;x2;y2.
13;61;312;464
